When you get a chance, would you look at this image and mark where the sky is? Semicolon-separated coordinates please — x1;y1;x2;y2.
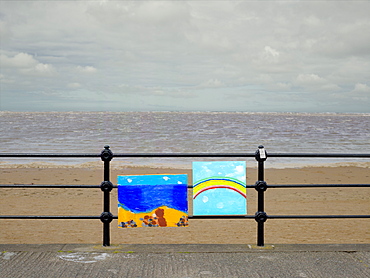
1;0;370;113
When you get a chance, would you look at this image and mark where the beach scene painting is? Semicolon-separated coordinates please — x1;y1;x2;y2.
117;174;188;228
193;161;247;215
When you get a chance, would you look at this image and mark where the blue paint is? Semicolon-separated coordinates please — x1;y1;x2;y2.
118;174;188;214
193;161;247;215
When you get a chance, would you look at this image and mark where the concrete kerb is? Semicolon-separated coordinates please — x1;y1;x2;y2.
1;244;369;253
1;244;369;278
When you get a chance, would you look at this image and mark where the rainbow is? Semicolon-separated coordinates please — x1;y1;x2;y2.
193;177;246;199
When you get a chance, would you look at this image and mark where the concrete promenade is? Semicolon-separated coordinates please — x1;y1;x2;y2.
1;244;369;277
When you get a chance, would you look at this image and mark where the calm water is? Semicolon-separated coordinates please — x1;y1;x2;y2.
1;111;369;168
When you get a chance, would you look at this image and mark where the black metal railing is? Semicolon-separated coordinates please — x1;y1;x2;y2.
1;146;369;247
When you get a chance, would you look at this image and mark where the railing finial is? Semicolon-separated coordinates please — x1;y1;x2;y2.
101;145;113;162
255;145;267;162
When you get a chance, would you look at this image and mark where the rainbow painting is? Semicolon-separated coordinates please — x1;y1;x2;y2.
117;174;188;228
193;161;247;215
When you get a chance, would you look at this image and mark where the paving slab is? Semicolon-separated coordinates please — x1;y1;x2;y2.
1;244;369;278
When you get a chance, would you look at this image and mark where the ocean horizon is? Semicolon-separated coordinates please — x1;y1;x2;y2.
1;111;369;169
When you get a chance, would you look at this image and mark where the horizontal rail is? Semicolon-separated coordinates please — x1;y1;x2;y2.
190;215;370;219
1;184;369;189
1;153;370;158
0;152;254;158
0;184;224;189
267;184;370;188
113;153;370;158
189;215;255;219
0;153;101;158
1;215;369;220
0;184;101;188
113;153;255;157
268;215;370;219
268;153;370;158
0;216;102;219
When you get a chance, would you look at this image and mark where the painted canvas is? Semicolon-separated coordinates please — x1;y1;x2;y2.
117;174;188;228
193;161;247;215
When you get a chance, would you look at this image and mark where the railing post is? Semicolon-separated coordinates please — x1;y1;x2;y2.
100;145;114;247
255;145;268;246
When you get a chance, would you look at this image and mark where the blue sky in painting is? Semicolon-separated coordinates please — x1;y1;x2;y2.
193;161;246;183
193;161;247;215
118;174;188;213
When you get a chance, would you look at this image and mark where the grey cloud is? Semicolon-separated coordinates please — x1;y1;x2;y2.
0;1;369;112
118;84;197;99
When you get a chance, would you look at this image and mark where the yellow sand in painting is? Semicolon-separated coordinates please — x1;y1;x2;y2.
118;206;188;228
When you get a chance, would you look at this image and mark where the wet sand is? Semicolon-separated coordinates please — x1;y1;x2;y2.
1;166;369;244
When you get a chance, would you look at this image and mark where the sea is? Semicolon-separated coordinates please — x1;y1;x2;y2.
1;111;369;169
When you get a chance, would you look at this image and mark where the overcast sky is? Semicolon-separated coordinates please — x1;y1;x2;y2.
1;1;369;113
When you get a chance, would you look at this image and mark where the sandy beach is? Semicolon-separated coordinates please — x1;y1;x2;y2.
1;165;369;245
